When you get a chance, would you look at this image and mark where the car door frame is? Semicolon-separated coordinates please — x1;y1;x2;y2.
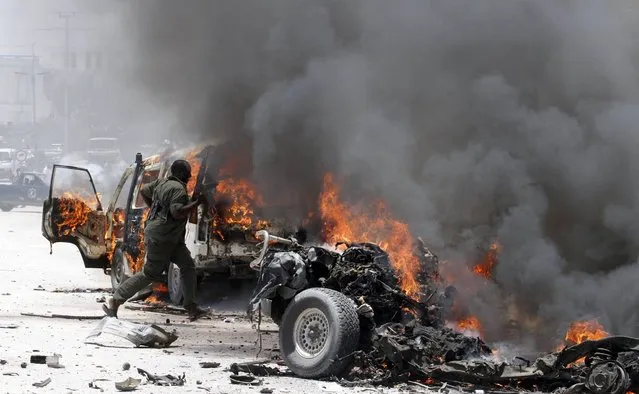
41;164;108;269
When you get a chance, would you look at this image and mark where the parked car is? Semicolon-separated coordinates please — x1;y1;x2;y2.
41;144;296;304
0;172;49;211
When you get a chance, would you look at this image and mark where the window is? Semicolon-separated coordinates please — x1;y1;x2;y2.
114;172;133;210
133;169;160;209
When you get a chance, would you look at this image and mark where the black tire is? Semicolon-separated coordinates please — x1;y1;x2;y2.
279;288;359;378
168;262;184;305
0;204;14;212
110;248;130;291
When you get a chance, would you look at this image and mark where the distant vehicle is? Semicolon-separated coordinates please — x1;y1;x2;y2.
87;137;122;167
41;145;297;304
0;171;49;212
0;148;16;181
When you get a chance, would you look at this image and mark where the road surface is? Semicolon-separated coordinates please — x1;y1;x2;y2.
0;207;408;393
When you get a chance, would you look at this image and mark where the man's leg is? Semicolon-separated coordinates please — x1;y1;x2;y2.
171;243;207;319
103;238;169;317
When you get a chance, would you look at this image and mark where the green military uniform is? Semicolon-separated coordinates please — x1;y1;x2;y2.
113;176;197;307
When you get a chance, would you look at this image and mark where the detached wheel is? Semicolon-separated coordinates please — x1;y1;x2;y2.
168;262;184;305
110;248;130;291
279;288;359;378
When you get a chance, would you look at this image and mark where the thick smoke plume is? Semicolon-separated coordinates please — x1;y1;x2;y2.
117;0;639;349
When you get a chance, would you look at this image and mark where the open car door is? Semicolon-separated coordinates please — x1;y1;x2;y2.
41;164;108;269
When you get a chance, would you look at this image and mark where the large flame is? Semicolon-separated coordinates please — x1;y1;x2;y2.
319;173;420;298
213;178;269;231
555;320;610;364
564;320;609;345
54;192;97;235
473;240;502;278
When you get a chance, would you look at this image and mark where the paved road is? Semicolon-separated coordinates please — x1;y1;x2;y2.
0;208;391;394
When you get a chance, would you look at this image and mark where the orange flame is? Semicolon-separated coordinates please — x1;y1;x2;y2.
564;320;609;345
106;209;125;263
126;209;150;273
456;316;483;337
473;241;501;278
185;149;202;196
555;320;610;364
213;178;270;231
54;192;97;235
318;173;420;298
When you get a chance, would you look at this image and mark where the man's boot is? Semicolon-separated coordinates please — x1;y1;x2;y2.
102;297;122;318
185;303;209;321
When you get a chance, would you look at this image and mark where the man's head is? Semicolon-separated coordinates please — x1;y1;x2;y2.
170;159;191;184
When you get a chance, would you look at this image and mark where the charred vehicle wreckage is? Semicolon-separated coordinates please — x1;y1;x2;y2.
247;231;639;393
41;142;298;303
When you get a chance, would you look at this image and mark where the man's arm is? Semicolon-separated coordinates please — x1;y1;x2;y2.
140;180;159;208
169;189;205;219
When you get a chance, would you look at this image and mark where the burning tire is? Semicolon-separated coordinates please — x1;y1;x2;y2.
110;248;130;290
168;263;183;305
279;288;359;378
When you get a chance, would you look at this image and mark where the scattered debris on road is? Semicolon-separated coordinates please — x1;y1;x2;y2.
32;377;51;387
230;374;263;386
229;360;287;377
21;312;104;320
199;361;220;368
85;317;178;348
137;368;185;386
115;377;141;391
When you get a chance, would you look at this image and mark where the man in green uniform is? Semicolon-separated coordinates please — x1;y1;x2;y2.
103;159;208;320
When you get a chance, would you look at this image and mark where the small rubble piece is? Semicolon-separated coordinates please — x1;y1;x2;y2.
85;317;178;348
137;368;185;386
32;377;51;388
115;377;141;392
260;389;274;394
96;296;106;303
122;362;131;371
229;360;287;377
20;362;26;368
30;353;64;368
3;372;18;376
0;359;6;365
230;375;263;386
0;323;19;329
51;287;112;293
199;362;220;369
47;357;65;369
223;318;234;323
89;380;106;391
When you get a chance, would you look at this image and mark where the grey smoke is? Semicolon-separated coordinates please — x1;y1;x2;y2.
113;0;639;348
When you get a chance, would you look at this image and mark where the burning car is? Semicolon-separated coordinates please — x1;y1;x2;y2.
247;231;639;394
41;143;297;304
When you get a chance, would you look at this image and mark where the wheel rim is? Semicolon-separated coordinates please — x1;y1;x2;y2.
293;308;330;359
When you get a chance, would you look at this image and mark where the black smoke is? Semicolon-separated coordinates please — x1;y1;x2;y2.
116;0;639;348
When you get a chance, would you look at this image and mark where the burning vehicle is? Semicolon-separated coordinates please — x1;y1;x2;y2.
247;230;639;394
41;142;297;304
